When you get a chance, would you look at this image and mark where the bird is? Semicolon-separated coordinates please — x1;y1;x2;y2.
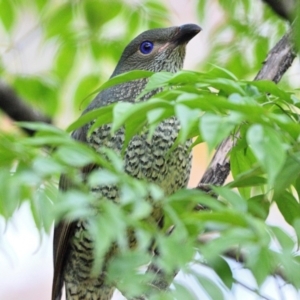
52;23;201;300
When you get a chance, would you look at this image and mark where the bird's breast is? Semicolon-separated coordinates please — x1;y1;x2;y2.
87;116;192;196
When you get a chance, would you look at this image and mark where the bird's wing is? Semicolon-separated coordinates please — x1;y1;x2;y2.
52;172;78;300
52;127;87;300
52;95;107;299
52;219;76;300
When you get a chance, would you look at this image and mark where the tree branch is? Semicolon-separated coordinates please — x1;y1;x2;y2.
145;27;296;300
197;29;296;191
0;81;52;136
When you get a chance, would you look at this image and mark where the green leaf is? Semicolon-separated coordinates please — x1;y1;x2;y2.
200;113;236;152
17;122;65;135
111;102;134;132
230;145;261;199
207;65;238;80
247;246;274;286
54;190;94;221
91;202;128;274
247;124;286;187
54;145;95;167
194;273;225;300
109;99;172;150
84;0;121;29
213;186;247;213
67;104;114;133
172;282;197;300
139;71;173;97
275;191;300;226
54;41;77;79
107;251;151;297
249;80;292;102
197;211;248;227
33;156;64;176
276;251;300;289
205;78;246;96
273;153;300;198
206;256;233;289
293;218;300;247
0;0;15;30
13;77;58;116
175;104;200;144
293;2;300;52
88;169;119;187
228;175;266;189
168;70;202;85
45;3;73;38
156;233;194;272
247;194;270;220
0;170;20;218
271;226;294;251
35;0;47;11
74;75;101;110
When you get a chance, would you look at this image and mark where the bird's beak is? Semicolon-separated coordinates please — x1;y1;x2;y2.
172;24;201;45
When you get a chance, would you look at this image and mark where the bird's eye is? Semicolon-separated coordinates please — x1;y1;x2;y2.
139;41;154;54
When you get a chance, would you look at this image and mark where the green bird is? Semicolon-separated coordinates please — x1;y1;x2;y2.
52;23;201;300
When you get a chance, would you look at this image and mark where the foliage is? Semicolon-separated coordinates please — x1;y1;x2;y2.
0;0;300;299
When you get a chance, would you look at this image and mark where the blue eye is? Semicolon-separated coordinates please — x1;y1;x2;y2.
139;41;154;54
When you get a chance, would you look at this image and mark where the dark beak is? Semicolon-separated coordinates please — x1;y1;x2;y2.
173;24;201;45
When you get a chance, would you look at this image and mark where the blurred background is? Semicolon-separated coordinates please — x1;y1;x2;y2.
0;0;298;299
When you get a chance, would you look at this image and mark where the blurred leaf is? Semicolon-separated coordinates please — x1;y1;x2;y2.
0;0;15;30
273;153;300;198
294;174;300;200
54;41;77;79
45;2;73;38
108;250;151;297
74;75;101;110
54;144;98;167
247;246;274;286
175;104;200;143
275;191;300;226
230;143;256;195
247;194;270;220
17;122;65;135
67;104;114;133
194;273;225;300
144;0;169;28
271;226;295;251
36;0;48;11
172;282;197;300
200;113;236;152
208;65;238;81
247;124;286;187
84;0;122;29
293;218;300;247
249;80;292;102
0;170;21;218
213;186;248;213
13;77;58;116
293;2;300;52
33;156;64;177
206;256;233;289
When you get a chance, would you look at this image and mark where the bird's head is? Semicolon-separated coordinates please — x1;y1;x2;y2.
111;24;201;77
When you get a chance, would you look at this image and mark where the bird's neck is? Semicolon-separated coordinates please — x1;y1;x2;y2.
102;78;151;104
